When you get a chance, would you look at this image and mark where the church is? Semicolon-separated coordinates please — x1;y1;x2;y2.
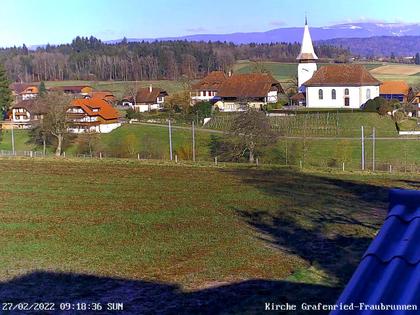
296;19;381;109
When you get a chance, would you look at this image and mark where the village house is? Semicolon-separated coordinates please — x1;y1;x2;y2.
123;86;168;112
84;91;116;104
9;100;46;129
214;73;284;111
67;98;121;133
379;81;413;103
296;19;380;109
9;83;39;101
190;71;227;104
49;85;93;97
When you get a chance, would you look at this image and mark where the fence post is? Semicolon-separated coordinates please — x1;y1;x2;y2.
99;152;102;159
215;156;218;166
361;126;365;171
63;152;66;158
30;151;33;158
168;120;173;161
372;127;376;172
175;155;178;163
137;153;140;160
342;162;345;172
389;164;392;173
256;158;259;166
192;121;196;162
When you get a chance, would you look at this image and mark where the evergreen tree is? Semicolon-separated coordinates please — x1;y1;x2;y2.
0;63;12;117
39;81;47;96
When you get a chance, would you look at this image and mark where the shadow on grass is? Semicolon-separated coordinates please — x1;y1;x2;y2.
0;169;397;314
0;271;338;315
222;168;395;306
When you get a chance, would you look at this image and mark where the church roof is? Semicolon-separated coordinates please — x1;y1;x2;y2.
296;20;318;61
303;64;381;87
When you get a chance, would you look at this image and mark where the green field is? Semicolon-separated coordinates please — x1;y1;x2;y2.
233;61;383;82
2;114;420;172
41;80;185;99
0;158;417;312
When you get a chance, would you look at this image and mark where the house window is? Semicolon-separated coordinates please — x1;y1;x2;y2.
345;88;349;96
318;89;323;100
366;89;371;99
332;89;336;100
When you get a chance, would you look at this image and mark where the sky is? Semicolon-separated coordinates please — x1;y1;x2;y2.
0;0;418;47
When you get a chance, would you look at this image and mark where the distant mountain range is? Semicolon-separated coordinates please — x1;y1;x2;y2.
105;22;420;45
28;23;420;57
319;36;420;57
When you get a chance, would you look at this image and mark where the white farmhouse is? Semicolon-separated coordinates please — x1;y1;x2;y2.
190;71;227;104
123;85;168;112
297;19;381;109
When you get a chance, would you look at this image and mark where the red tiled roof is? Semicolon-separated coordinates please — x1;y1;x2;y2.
70;98;119;120
135;87;168;104
290;93;306;101
50;85;92;93
191;71;227;91
217;73;283;98
9;83;34;94
304;64;381;87
379;81;410;95
87;91;116;102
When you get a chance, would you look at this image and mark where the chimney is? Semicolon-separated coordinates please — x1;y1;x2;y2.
149;84;152;93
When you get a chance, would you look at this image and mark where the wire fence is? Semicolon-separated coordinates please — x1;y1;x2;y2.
1;136;419;175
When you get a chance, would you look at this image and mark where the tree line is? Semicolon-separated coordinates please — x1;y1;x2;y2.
0;37;350;82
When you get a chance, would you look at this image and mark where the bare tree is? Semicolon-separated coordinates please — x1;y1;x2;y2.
230;109;278;163
36;93;72;156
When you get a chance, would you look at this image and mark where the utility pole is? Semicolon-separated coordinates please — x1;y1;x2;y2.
361;126;365;171
372;127;376;172
192;121;196;162
168;119;173;161
11;124;15;155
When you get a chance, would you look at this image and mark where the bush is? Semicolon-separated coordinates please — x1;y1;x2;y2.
378;102;393;116
363;97;387;112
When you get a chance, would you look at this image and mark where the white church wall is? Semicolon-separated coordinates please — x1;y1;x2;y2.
298;63;317;88
306;86;379;109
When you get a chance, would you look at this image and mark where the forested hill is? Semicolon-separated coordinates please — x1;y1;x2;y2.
319;36;420;57
0;36;349;82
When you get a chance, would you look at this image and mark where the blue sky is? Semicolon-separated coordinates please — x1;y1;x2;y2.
0;0;418;46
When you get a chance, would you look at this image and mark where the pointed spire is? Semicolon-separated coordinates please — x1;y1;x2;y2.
297;16;318;61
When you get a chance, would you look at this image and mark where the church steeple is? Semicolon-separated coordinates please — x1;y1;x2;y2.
297;17;318;61
297;17;318;89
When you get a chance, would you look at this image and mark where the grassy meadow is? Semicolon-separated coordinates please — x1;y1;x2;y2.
0;158;418;313
42;80;185;99
2;115;420;172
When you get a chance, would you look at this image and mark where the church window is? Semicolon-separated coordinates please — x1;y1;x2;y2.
366;89;371;99
344;88;349;96
318;89;323;100
332;89;336;100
